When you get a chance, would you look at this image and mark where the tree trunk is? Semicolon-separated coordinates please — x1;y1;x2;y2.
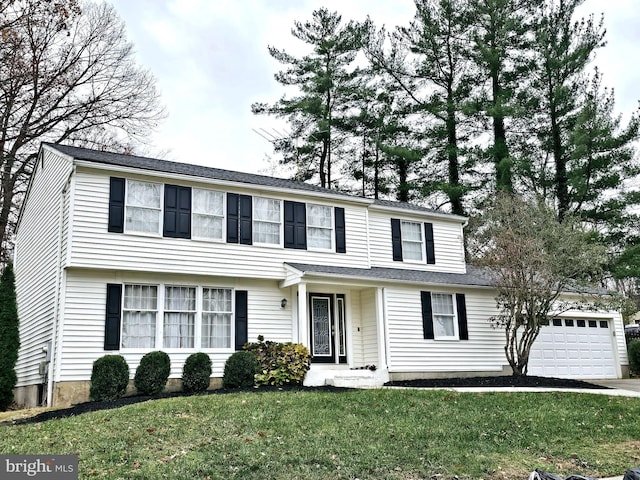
446;93;464;216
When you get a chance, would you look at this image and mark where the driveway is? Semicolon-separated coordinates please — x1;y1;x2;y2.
592;378;640;394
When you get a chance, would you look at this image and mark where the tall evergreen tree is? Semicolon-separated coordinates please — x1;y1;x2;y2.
0;263;19;411
251;8;363;189
468;0;537;193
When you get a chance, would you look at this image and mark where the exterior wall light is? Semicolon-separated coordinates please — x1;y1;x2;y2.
281;298;287;308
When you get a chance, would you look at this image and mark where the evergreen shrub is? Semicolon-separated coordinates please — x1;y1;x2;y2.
182;352;212;393
222;351;258;388
628;339;640;375
134;351;171;395
89;355;130;401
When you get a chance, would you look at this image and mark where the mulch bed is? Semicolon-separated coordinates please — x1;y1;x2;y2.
384;375;609;390
5;377;608;426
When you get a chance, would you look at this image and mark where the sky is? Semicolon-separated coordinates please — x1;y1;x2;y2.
108;0;640;176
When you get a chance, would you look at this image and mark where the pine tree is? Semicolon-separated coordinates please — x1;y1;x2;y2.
0;263;19;411
251;8;363;189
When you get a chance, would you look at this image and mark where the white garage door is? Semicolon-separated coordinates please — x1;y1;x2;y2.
528;318;618;379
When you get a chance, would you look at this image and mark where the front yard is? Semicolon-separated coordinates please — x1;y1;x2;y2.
1;388;639;479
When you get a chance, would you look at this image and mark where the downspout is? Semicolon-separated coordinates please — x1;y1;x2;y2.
47;167;74;406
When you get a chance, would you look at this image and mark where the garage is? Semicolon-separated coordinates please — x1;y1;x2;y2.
528;318;618;379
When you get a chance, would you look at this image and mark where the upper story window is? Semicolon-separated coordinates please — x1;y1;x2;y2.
125;180;162;234
253;197;281;245
401;220;423;261
391;218;435;264
307;204;333;250
192;188;224;240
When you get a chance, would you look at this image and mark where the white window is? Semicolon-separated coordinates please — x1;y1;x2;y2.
307;204;333;249
192;188;224;240
253;197;281;245
125;180;162;234
163;286;196;348
432;293;456;339
202;288;233;348
122;285;158;348
401;220;424;261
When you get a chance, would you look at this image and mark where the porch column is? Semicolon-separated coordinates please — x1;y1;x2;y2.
376;287;388;370
298;282;308;348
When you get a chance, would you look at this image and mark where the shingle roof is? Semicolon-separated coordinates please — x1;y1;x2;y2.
372;198;453;217
45;143;356;198
285;263;494;287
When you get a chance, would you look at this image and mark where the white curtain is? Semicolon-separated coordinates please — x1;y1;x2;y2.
308;204;332;249
125;181;161;233
122;285;158;348
432;293;455;337
253;197;280;244
163;286;196;348
192;189;224;239
202;288;232;348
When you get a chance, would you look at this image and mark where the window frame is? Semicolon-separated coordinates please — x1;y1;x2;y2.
400;220;425;263
252;196;282;246
163;285;197;349
306;203;334;251
191;187;226;242
431;292;459;340
124;179;163;236
119;283;236;352
201;287;234;349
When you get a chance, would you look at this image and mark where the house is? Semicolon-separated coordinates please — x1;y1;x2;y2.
13;143;629;407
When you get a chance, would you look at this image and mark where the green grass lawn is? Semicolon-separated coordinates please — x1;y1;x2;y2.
2;388;640;480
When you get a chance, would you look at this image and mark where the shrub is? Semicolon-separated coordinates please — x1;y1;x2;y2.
90;355;130;401
628;339;640;375
245;337;311;386
134;351;171;395
182;352;212;393
0;263;19;411
223;351;258;388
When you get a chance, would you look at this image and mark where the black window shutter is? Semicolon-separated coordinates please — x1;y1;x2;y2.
108;177;125;233
239;195;253;245
105;284;123;350
284;201;307;249
235;290;248;350
391;218;403;261
421;291;434;339
456;293;469;340
424;222;436;264
226;193;239;243
164;185;191;238
335;207;346;253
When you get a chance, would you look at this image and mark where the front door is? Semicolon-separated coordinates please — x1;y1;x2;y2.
310;293;347;363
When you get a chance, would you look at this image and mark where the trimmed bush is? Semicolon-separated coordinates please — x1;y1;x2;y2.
90;355;130;401
245;337;311;386
628;339;640;375
182;352;212;393
134;351;171;395
223;351;258;388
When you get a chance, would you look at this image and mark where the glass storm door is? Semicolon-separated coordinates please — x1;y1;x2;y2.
310;294;347;364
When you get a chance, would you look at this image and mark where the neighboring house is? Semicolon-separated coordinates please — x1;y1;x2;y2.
13;144;629;407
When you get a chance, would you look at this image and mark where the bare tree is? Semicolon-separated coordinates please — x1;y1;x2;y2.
0;1;165;258
468;193;607;375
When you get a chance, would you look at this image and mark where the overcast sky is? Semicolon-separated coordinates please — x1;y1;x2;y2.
108;0;640;175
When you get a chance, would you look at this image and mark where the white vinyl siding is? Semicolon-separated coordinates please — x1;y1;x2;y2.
69;171;371;276
58;271;292;382
125;180;162;234
360;289;379;366
368;210;466;273
192;188;224;240
253;197;281;245
14;148;74;387
385;287;507;373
